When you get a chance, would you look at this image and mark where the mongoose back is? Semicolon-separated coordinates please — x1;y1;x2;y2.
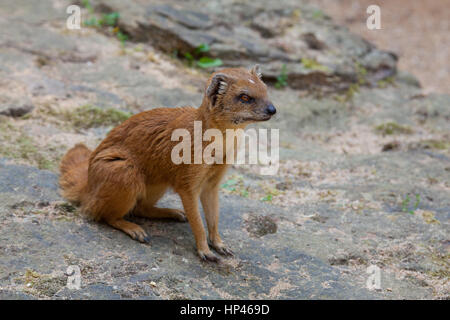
59;65;276;261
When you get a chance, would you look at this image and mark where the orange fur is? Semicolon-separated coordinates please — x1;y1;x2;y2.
59;66;275;261
59;143;91;205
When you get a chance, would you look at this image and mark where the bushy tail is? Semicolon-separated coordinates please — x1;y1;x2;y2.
59;143;91;204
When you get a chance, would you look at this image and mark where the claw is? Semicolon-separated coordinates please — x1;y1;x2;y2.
199;250;220;263
143;236;151;243
209;240;234;256
131;230;150;243
218;246;234;256
215;245;234;256
176;212;188;222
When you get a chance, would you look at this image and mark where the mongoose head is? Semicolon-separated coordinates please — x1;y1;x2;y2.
203;65;276;125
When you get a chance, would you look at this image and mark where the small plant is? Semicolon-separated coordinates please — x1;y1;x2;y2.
99;12;119;27
221;178;239;191
114;28;129;47
334;63;367;103
377;76;395;88
84;12;119;27
334;83;360;103
312;9;324;19
260;186;281;202
240;189;249;198
184;43;223;69
414;194;420;210
261;193;273;202
80;2;128;48
220;176;249;198
401;194;410;213
354;62;368;85
83;17;99;27
81;0;94;14
220;176;249;197
402;194;420;214
275;64;288;89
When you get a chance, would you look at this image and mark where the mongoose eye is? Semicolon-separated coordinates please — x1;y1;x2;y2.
239;94;252;103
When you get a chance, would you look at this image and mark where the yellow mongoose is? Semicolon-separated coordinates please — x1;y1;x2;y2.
59;66;276;261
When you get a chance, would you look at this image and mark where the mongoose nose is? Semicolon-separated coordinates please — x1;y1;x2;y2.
265;104;277;115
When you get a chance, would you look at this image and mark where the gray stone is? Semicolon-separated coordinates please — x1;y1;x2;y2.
98;0;397;91
0;98;34;117
0;162;379;299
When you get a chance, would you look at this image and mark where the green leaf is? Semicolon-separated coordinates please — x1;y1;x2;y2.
194;43;210;54
221;179;238;190
184;52;194;61
275;64;288;89
312;9;324;19
402;194;410;212
116;31;128;42
414;194;420;210
84;17;99;27
196;57;223;69
100;12;119;26
82;0;94;14
241;189;249;198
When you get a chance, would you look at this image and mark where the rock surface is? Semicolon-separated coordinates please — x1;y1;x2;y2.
0;0;448;299
101;0;398;91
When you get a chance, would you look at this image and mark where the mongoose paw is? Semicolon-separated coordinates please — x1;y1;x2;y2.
198;250;220;263
142;236;151;243
106;219;150;244
129;228;150;243
173;209;188;222
216;245;234;256
211;243;234;256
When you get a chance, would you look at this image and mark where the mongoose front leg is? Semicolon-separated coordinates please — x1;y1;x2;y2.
179;191;219;262
200;185;233;256
132;185;187;222
133;206;187;222
105;218;150;243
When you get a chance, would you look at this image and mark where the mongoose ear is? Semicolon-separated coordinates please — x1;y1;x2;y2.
250;64;262;79
206;73;231;105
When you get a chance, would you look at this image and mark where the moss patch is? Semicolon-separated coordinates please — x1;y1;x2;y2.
375;122;414;135
0;118;58;170
427;251;450;280
354;62;368;85
66;105;132;129
335;83;360;103
22;104;132;131
301;58;329;72
377;76;396;88
416;139;450;150
421;211;440;225
19;269;66;297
